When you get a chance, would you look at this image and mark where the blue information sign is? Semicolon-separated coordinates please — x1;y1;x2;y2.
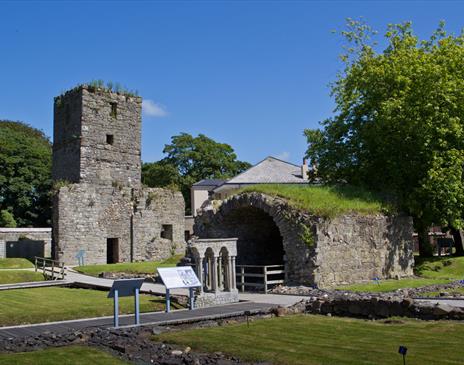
108;278;145;328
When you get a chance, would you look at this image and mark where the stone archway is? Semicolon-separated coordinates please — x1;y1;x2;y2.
194;192;316;285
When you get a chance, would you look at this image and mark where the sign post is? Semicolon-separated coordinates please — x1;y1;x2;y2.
157;266;201;313
108;278;145;328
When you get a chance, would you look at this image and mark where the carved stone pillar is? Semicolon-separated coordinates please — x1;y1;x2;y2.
211;256;218;293
231;256;237;290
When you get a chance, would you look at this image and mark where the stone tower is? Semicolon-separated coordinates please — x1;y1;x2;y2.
52;86;142;188
52;85;185;265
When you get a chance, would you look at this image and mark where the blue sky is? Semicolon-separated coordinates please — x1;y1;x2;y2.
1;1;464;165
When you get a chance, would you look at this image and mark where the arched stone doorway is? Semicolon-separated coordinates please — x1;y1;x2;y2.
194;192;316;287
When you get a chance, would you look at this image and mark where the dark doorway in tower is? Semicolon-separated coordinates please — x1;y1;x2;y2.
107;238;119;264
221;206;284;266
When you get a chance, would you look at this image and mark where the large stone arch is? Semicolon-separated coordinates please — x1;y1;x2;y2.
194;192;316;285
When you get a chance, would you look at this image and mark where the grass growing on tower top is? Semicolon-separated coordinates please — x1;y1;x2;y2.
237;184;393;218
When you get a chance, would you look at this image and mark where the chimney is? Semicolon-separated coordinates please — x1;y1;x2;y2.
301;159;308;180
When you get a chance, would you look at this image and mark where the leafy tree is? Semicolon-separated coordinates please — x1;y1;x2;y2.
0;121;52;227
143;133;251;213
305;20;464;256
0;210;17;228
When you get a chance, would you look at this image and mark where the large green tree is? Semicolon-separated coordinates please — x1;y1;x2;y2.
0;121;52;227
305;20;464;256
143;133;251;213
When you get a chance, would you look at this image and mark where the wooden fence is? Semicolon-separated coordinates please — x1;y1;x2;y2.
236;264;285;293
34;257;66;280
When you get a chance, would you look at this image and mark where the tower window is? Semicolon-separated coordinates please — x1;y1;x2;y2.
106;134;114;145
110;102;117;118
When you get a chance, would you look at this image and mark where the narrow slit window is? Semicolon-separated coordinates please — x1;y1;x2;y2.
106;134;114;145
110;102;117;118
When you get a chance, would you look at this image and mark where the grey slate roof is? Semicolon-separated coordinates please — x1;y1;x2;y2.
192;179;226;187
222;156;306;184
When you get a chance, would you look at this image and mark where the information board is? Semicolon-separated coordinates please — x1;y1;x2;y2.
157;266;201;289
107;278;145;298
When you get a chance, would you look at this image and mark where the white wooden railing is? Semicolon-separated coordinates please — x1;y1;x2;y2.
34;257;66;280
236;264;285;293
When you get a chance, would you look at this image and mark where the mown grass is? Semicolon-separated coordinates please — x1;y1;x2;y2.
336;255;464;293
0;345;128;365
336;277;452;292
414;255;464;280
0;258;34;269
0;270;44;284
76;255;182;277
157;314;464;365
237;184;393;218
0;287;181;326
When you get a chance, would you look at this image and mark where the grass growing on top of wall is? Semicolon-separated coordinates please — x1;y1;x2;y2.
0;258;34;269
76;255;183;277
157;314;464;365
237;184;393;217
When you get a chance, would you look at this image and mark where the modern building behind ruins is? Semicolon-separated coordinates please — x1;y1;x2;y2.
52;85;185;265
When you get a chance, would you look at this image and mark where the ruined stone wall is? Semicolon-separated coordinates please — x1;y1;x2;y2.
132;188;186;261
0;228;52;259
53;184;185;266
194;192;414;288
313;214;414;288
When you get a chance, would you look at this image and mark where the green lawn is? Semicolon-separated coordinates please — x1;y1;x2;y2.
336;255;464;293
0;270;44;284
0;345;128;365
237;184;393;218
0;258;34;269
76;255;182;277
0;287;180;326
414;255;464;280
158;314;464;365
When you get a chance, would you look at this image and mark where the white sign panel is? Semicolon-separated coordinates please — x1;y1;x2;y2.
157;266;201;289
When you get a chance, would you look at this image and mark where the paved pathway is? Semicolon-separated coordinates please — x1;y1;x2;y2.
66;269;308;306
0;280;69;291
0;301;272;339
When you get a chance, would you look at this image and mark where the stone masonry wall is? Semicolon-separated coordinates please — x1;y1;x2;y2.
313;214;414;288
0;228;52;259
194;192;414;288
53;184;185;266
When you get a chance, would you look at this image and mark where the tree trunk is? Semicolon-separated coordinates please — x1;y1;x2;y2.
450;227;464;256
417;226;433;257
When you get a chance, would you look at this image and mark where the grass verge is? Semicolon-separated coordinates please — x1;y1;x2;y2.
0;258;34;269
157;314;464;365
0;270;44;284
237;184;393;218
0;345;128;365
76;255;182;277
0;287;181;326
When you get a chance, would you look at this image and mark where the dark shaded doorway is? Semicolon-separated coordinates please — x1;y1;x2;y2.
220;207;284;266
107;238;119;263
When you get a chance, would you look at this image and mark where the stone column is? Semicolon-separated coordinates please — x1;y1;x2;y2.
231;256;237;290
211;256;218;293
227;256;233;291
197;256;204;294
218;256;223;291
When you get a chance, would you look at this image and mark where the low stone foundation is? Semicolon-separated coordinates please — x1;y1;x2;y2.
194;291;240;308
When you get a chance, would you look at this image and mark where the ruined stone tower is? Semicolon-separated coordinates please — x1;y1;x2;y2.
52;85;185;265
52;86;141;187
